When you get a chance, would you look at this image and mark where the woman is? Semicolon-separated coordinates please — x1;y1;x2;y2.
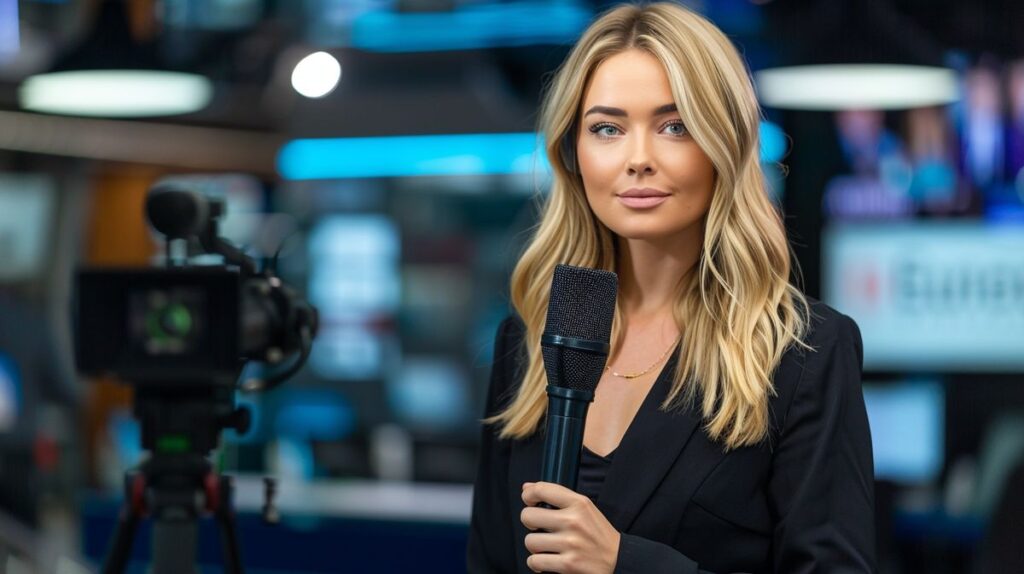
467;3;875;573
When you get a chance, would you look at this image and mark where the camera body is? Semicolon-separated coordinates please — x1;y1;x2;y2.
76;267;243;387
73;185;317;453
74;185;316;393
75;266;309;389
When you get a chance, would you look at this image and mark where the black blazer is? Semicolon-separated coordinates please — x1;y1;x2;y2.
467;298;875;573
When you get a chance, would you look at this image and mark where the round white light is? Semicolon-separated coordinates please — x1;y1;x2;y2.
291;51;342;99
20;70;213;117
756;64;959;111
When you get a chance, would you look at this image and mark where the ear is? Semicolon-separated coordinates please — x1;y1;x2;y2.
559;121;578;174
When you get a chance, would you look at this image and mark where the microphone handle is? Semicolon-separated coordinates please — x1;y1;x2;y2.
540;385;593;491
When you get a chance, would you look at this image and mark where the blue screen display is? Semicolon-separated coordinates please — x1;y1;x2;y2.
862;380;945;483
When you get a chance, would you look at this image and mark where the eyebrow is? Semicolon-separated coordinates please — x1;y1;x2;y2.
583;103;678;118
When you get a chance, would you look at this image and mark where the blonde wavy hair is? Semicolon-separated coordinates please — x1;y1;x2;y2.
489;2;812;450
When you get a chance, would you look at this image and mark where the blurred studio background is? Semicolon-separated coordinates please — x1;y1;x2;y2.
0;0;1022;572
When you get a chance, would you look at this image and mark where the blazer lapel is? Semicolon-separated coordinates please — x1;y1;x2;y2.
597;355;703;532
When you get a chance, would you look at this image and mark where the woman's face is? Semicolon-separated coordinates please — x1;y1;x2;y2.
576;49;716;243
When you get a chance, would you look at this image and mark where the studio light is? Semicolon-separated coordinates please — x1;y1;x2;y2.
291;51;342;99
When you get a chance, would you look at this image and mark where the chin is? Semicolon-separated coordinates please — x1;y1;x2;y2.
599;210;702;242
605;221;690;242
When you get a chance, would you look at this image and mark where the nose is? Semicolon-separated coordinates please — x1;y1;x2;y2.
626;134;656;176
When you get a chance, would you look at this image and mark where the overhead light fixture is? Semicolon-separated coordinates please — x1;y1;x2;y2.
291;52;341;99
21;70;212;117
756;64;959;111
757;0;958;111
18;1;212;117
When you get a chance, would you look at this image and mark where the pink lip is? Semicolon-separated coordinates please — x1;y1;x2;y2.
617;188;670;209
618;196;669;208
620;187;669;197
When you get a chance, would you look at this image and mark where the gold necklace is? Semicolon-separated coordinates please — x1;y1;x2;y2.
604;335;681;380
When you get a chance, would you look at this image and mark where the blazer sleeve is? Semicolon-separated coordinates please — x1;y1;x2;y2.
467;316;521;573
768;313;876;573
615;533;718;574
614;313;875;574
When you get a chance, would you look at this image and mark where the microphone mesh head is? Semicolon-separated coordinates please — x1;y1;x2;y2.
542;264;618;392
146;186;208;239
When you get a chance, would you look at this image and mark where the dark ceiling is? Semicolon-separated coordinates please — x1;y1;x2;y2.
1;0;1021;145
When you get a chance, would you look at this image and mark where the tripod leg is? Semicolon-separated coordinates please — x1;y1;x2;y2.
212;476;245;574
216;508;245;574
103;475;144;574
102;504;139;574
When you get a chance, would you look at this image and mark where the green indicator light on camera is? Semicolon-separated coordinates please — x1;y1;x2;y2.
157;435;190;453
164;303;193;335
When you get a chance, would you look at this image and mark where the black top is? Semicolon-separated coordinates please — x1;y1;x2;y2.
467;297;876;574
578;445;615;502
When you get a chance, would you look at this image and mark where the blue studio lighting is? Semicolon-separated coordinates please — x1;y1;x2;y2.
278;133;544;180
275;390;356;441
0;0;18;60
351;2;592;52
759;120;787;163
279;123;784;180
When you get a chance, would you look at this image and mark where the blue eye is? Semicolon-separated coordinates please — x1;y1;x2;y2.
589;123;621;138
663;121;688;136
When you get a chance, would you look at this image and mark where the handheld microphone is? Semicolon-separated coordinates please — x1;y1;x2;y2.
539;264;618;490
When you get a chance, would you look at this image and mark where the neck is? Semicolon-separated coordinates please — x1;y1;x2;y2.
616;224;702;322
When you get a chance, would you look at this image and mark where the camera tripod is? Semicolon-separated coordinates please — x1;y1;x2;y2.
100;387;277;574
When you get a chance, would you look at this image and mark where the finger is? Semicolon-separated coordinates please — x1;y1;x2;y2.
524;531;566;554
520;505;564;532
526;552;563;574
523;481;582;509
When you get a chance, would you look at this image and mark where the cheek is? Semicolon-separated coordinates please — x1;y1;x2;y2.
666;147;716;192
577;146;623;213
577;147;619;190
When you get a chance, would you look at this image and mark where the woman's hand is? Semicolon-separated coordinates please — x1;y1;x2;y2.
520;482;621;574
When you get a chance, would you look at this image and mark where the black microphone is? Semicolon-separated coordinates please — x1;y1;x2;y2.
145;185;217;240
145;182;256;274
539;264;618;491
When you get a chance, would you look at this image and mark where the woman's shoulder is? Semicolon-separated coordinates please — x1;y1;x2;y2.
770;296;865;425
796;295;864;366
489;313;529;395
494;314;527;367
